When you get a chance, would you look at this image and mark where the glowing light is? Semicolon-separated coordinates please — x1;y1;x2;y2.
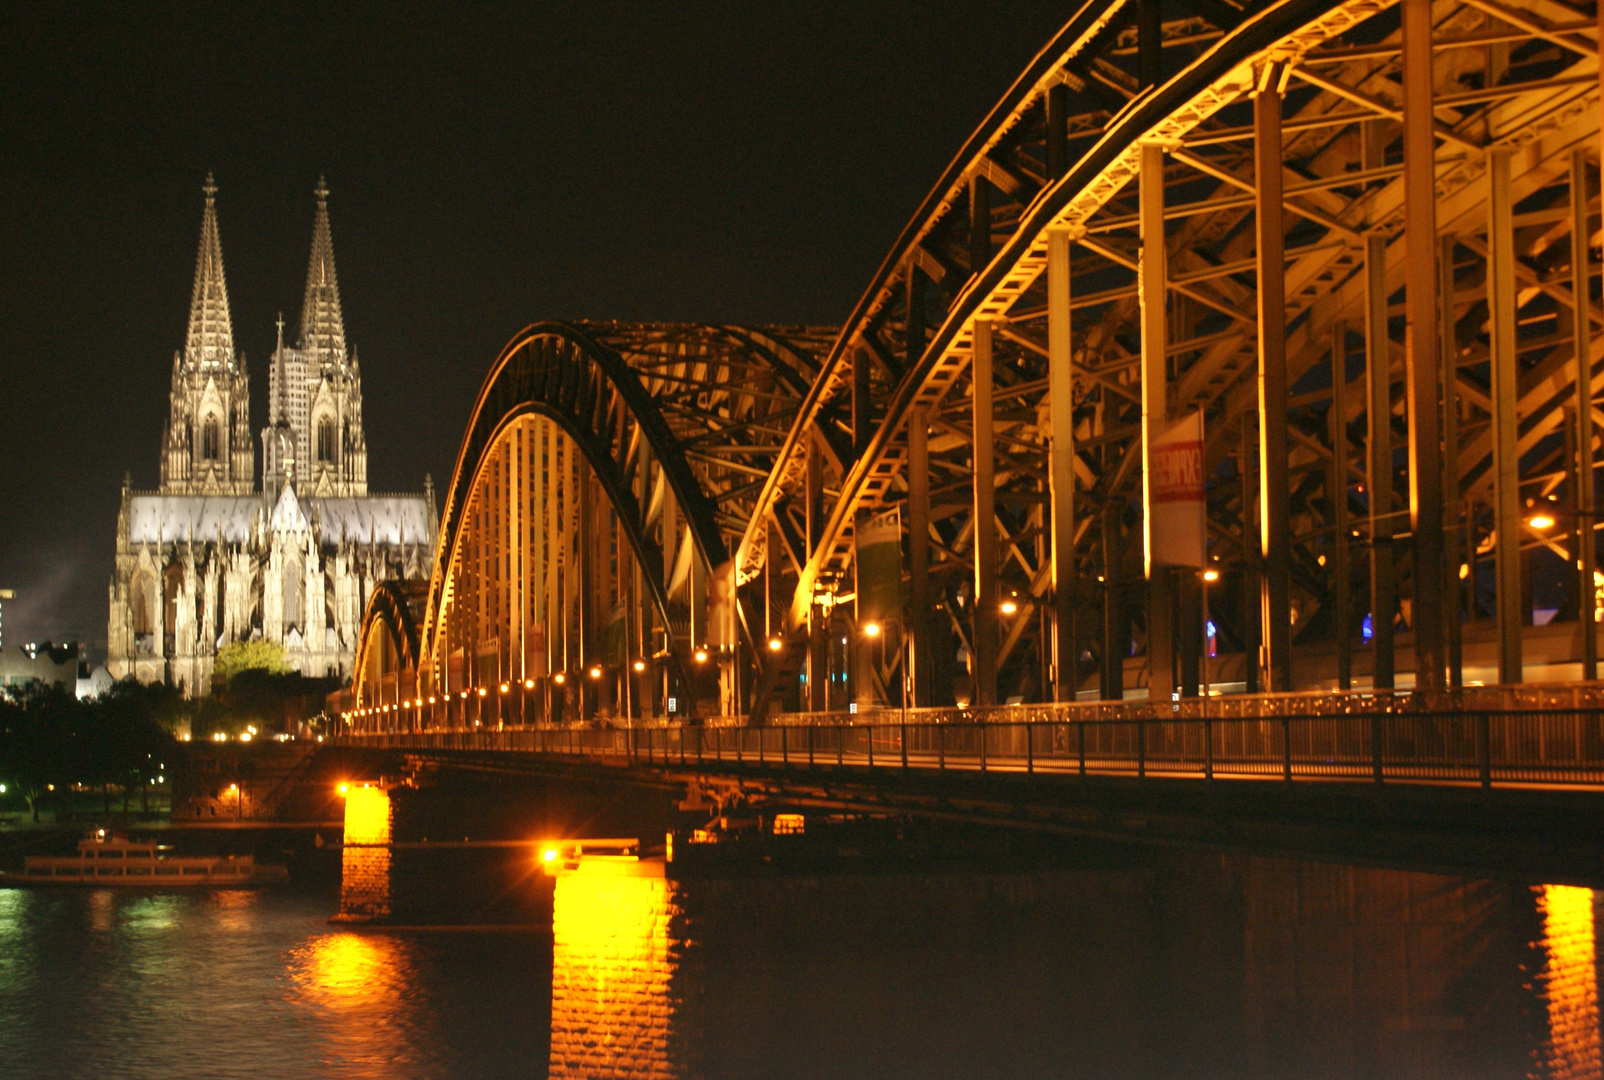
238;731;252;742
429;696;437;704
632;660;646;673
477;687;488;698
228;783;238;793
1202;569;1220;582
862;621;882;637
1000;600;1018;615
768;637;783;651
543;848;559;862
1459;563;1471;580
550;866;674;1078
499;683;509;694
525;679;535;689
694;649;709;664
1530;514;1557;530
589;666;602;680
1534;885;1601;1077
555;673;566;685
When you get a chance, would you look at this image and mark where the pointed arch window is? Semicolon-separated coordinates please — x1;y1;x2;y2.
317;418;336;464
201;417;220;461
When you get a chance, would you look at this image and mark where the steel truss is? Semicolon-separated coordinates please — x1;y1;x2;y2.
350;0;1604;730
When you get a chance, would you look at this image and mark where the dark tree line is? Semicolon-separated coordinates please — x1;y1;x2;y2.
0;680;180;820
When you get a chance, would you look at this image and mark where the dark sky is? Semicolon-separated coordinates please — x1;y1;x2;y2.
0;1;1072;656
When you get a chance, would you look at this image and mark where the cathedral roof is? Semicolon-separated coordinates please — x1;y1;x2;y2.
297;176;347;367
184;173;235;369
126;493;436;548
269;481;309;533
128;495;257;545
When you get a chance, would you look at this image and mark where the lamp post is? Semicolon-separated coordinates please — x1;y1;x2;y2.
1201;568;1220;704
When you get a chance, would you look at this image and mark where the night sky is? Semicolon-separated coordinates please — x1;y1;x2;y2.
1;1;1072;656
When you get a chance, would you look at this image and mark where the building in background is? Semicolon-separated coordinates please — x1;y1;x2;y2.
106;177;436;694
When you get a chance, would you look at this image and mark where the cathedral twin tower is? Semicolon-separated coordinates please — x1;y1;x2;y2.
108;176;435;693
160;174;367;500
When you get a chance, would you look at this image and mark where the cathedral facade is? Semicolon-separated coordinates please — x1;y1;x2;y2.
107;176;436;693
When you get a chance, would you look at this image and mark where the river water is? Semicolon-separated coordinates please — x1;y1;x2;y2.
0;847;1597;1079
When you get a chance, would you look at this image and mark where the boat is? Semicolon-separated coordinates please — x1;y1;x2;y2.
0;830;290;887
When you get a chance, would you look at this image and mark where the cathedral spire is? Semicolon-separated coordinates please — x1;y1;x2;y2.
297;175;347;367
184;172;235;368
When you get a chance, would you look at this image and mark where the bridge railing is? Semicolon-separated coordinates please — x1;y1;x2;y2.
338;707;1604;790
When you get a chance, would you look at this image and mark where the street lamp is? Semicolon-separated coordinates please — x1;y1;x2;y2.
1201;567;1220;703
768;637;783;651
862;621;881;638
632;660;646;673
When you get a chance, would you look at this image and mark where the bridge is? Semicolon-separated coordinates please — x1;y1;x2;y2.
332;0;1604;848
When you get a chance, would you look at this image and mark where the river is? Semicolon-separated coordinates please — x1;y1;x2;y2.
0;846;1597;1079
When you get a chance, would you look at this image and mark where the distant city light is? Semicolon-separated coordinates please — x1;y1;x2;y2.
1529;514;1556;530
632;660;646;673
768;637;783;651
862;621;882;637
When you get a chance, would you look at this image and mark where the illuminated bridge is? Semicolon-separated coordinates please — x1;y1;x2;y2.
336;0;1604;804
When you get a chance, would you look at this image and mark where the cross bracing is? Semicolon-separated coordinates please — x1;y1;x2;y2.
349;0;1604;729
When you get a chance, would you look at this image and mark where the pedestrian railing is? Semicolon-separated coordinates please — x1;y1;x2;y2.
337;707;1604;790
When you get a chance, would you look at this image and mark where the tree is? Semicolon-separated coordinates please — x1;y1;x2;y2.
213;640;289;681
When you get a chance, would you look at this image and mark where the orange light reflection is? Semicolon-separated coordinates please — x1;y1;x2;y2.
1535;884;1602;1080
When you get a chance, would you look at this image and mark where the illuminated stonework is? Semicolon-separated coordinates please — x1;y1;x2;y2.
549;862;680;1079
335;786;392;922
1535;885;1602;1080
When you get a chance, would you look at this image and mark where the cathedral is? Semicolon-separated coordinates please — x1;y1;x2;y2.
106;176;436;693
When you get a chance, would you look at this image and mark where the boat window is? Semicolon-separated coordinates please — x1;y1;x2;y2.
54;867;78;876
125;867;151;875
97;867;121;875
101;850;123;858
182;866;208;875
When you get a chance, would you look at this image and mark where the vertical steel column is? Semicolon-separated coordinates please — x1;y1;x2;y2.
1138;0;1161;90
1366;231;1396;689
1240;424;1261;693
1329;325;1353;689
1046;84;1069;182
907;406;931;706
1489;148;1523;684
1140;142;1172;701
852;348;873;460
1102;502;1124;700
1402;0;1446;691
1440;235;1463;687
970;176;991;275
1256;74;1292;693
1572;149;1597;679
805;438;828;710
972;319;999;706
1048;229;1077;701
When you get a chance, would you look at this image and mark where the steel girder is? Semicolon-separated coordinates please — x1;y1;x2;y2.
415;321;830;713
352;578;425;708
744;0;1603;709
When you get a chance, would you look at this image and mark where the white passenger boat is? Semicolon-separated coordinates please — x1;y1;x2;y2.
0;831;289;887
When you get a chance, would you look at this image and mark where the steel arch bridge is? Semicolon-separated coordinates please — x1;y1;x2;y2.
348;0;1604;731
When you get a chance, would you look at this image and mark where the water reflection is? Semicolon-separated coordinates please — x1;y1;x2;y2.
288;932;421;1076
1535;885;1602;1080
549;863;678;1079
544;854;1604;1079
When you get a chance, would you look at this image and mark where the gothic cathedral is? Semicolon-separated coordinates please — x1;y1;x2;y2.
107;176;436;693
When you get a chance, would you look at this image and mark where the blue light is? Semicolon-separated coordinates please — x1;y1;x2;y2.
1362;614;1373;641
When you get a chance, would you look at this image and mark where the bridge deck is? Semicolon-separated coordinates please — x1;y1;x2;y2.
340;707;1604;792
